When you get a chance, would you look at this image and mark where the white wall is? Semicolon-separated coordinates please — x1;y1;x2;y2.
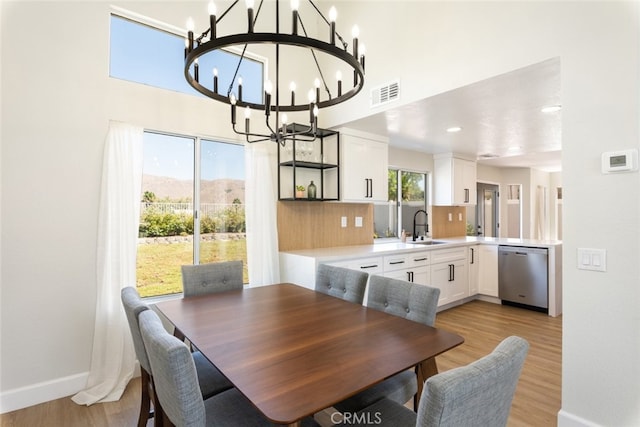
1;1;639;425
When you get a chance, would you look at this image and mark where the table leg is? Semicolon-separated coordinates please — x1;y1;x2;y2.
414;357;438;411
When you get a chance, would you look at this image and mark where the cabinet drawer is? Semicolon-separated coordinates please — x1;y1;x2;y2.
328;257;384;275
384;252;430;271
430;247;467;264
384;254;411;272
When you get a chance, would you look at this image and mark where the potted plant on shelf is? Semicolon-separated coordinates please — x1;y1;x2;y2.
295;185;305;198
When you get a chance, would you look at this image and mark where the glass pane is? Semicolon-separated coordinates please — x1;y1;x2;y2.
137;133;195;297
199;140;248;283
400;171;426;239
110;14;263;103
373;170;398;238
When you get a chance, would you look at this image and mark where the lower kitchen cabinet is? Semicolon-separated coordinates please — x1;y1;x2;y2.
468;244;479;295
478;245;499;297
430;247;469;306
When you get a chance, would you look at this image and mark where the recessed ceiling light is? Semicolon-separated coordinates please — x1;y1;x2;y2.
446;126;462;133
541;105;562;113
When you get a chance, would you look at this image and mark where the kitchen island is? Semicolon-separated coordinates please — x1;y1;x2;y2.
279;237;562;316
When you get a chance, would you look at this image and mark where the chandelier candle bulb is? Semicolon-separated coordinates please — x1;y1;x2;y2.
186;17;195;51
290;81;296;105
264;80;273;116
244;106;251;133
246;0;255;33
329;6;337;45
230;93;237;125
352;25;359;59
208;1;217;39
291;0;299;35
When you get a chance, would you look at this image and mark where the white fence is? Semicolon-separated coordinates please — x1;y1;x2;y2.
141;202;242;217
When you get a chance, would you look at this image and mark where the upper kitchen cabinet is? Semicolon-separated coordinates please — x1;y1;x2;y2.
339;128;389;202
434;153;477;206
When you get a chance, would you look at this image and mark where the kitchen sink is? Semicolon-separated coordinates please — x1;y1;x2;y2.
409;240;447;245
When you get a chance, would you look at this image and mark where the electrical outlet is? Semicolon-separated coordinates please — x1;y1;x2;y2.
341;216;347;228
355;216;363;227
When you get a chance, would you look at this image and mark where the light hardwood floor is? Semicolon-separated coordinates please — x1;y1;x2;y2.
0;300;561;427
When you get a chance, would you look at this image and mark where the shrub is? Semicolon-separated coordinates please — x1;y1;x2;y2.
139;205;245;237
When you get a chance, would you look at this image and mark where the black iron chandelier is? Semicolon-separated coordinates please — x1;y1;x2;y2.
184;0;365;145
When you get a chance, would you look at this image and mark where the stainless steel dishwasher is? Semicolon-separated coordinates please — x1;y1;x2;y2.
498;246;548;312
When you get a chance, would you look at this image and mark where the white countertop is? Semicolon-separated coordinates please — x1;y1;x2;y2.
281;236;562;262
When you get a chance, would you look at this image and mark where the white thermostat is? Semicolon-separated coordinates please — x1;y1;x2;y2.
601;149;638;173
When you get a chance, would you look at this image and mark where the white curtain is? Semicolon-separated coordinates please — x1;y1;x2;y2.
72;122;144;405
245;142;280;286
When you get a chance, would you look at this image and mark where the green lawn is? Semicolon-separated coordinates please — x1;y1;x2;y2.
136;238;248;297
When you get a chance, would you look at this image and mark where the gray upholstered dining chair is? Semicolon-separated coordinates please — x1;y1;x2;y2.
335;336;529;427
315;264;369;304
138;309;321;427
181;260;243;297
121;287;233;427
333;275;440;414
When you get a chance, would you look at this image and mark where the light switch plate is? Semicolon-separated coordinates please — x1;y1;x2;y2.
355;216;363;227
341;216;347;228
577;248;607;272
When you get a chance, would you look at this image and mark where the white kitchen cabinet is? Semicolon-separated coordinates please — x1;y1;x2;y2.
478;244;499;297
383;252;431;285
433;154;477;206
430;247;469;306
340;131;388;202
468;244;479;296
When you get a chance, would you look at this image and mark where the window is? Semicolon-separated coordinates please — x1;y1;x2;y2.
137;131;247;298
109;13;264;102
374;169;428;239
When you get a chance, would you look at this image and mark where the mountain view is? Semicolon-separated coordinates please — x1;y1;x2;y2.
142;175;245;204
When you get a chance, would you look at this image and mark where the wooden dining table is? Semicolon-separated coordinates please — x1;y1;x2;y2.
154;283;464;426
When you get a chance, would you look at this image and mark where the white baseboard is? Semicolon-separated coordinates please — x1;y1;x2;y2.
0;372;89;414
557;409;603;427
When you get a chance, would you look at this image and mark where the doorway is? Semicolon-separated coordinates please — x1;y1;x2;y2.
475;183;499;237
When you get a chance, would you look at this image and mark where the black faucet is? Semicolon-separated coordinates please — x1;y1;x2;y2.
412;209;429;241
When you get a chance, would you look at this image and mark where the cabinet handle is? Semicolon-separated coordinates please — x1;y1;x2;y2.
407;271;414;282
389;260;405;265
470;248;475;264
414;257;428;262
360;264;379;269
365;178;372;198
448;264;454;282
464;188;470;203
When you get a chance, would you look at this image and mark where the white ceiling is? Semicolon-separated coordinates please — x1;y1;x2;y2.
340;57;562;172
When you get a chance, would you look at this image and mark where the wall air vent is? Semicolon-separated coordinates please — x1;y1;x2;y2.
370;80;400;107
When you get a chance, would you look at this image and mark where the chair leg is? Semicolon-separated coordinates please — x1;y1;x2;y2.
139;369;153;427
150;374;166;427
414;357;438;411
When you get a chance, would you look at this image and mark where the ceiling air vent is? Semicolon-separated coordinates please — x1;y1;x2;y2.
370;80;400;107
